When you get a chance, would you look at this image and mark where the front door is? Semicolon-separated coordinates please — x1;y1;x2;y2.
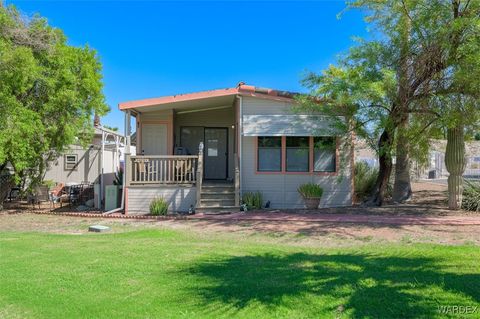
204;128;228;179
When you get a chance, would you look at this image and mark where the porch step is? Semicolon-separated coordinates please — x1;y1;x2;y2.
195;205;241;214
201;192;235;200
196;181;238;214
200;198;235;207
201;186;235;193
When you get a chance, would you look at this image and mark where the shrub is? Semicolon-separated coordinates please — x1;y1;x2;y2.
462;180;480;212
297;183;323;199
354;161;378;201
242;191;263;210
42;179;56;189
149;197;169;215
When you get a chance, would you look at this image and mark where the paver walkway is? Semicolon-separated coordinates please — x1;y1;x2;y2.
191;211;480;226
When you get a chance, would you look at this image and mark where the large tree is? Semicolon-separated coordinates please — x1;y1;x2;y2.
0;5;108;194
354;0;480;202
302;0;480;205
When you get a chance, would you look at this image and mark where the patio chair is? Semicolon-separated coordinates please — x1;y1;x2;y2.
8;186;21;202
68;185;82;207
31;185;51;210
49;183;65;208
175;160;194;182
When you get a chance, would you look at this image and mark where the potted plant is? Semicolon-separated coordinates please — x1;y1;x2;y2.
297;183;323;209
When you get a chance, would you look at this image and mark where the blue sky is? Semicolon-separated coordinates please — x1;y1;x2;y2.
9;1;368;133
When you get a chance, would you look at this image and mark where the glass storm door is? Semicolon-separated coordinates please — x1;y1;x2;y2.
204;128;228;179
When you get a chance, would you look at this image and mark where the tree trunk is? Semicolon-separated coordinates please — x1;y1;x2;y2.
393;114;412;202
445;126;466;210
366;128;394;206
392;8;413;203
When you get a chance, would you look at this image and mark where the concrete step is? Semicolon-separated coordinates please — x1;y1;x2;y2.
195;205;241;214
200;198;235;207
201;192;236;200
201;186;235;193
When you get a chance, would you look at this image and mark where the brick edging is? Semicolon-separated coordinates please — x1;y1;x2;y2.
29;210;188;220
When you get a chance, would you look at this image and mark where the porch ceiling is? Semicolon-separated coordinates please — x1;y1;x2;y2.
128;95;236;113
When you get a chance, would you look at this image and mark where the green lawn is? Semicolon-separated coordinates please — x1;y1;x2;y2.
0;228;479;318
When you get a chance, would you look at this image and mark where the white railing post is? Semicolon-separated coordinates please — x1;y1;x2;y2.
196;142;204;206
234;153;240;206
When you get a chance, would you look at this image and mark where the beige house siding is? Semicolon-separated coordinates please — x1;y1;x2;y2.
44;145;116;185
241;137;352;208
242;96;291;115
127;186;196;214
240;96;353;208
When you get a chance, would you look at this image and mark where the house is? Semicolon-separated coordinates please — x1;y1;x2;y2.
119;83;354;214
416;139;480;179
43;124;129;208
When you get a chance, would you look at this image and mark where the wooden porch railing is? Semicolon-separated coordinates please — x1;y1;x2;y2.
126;155;198;185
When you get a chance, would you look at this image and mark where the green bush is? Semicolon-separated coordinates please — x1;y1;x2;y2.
462;180;480;211
42;179;56;189
297;183;323;198
149;197;169;215
242;191;263;210
354;162;379;201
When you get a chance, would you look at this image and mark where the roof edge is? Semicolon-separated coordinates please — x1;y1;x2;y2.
118;83;298;110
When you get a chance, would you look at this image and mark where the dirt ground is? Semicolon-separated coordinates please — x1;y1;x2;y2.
1;181;479;246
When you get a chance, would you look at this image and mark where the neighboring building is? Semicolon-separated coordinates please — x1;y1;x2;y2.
355;138;378;168
119;83;354;214
354;138;480;179
44;125;127;207
418;139;480;179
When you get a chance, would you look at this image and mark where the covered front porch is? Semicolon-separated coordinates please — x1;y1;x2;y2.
122;92;240;213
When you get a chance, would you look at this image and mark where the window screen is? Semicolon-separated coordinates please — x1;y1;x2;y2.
257;137;282;172
286;137;309;172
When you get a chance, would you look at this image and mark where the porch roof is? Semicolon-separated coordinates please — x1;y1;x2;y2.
118;83;298;112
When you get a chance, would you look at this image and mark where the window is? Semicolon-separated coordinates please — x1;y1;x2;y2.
64;154;78;170
286;137;309;172
314;137;336;172
257;137;282;172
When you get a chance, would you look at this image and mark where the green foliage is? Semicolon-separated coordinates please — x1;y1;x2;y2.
242;191;263;210
300;0;480;203
42;179;56;189
103;125;119;132
0;5;108;189
149;197;168;216
1;229;479;318
354;162;378;201
462;181;480;212
297;183;324;199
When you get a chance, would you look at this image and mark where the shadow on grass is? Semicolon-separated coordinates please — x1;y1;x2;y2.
185;253;480;318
